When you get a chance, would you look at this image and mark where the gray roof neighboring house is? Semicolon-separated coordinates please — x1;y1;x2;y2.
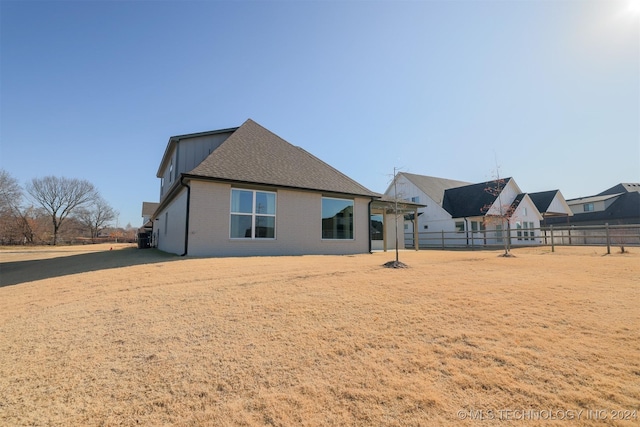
545;183;640;226
598;183;640;196
186;119;377;197
397;172;471;205
567;193;623;205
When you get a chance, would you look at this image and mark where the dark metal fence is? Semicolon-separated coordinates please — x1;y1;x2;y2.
404;223;640;254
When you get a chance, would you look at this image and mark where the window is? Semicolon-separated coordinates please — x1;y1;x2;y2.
584;203;594;212
527;222;535;240
455;221;465;232
411;196;420;203
230;189;276;239
169;160;174;183
516;221;522;240
471;221;484;232
322;197;353;239
371;214;383;241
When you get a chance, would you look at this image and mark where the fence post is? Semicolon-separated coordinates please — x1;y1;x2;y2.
550;225;555;253
569;225;573;245
441;230;445;249
605;223;610;255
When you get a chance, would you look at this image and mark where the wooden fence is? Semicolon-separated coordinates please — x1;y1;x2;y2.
404;223;640;254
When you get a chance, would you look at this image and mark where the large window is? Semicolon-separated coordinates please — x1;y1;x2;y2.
230;189;276;239
322;197;353;239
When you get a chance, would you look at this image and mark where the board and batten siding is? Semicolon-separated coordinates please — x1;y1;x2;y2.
158;132;234;201
175;133;232;178
187;180;371;257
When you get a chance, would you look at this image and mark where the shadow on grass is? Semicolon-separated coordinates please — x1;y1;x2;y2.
0;248;180;287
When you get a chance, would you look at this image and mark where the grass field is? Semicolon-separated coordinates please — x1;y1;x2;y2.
0;244;638;426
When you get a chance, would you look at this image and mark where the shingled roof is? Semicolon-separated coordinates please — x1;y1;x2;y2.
598;183;640;196
528;190;559;213
186;119;377;197
397;173;471;205
442;178;513;218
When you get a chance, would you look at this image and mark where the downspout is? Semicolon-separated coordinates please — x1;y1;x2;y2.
464;217;469;247
368;198;374;253
180;175;191;256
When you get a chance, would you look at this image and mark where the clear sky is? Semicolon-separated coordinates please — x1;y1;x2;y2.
1;0;638;228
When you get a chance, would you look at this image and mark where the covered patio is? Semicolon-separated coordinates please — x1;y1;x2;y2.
371;197;424;252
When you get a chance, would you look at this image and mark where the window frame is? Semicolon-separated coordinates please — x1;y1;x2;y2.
321;196;355;240
229;188;277;240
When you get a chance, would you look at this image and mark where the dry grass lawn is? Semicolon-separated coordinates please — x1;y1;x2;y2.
0;244;638;426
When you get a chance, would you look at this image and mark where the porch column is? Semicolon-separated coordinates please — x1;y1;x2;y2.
383;211;388;252
413;207;419;251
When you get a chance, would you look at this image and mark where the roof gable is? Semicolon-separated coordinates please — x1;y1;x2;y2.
528;190;573;216
528;190;557;212
187;119;376;197
396;173;471;205
442;178;514;218
510;193;543;220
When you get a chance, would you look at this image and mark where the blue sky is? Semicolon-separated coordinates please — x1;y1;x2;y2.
1;0;638;228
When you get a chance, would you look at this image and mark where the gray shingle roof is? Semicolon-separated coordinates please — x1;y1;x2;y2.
598;183;640;196
398;173;471;205
187;119;377;197
141;202;159;217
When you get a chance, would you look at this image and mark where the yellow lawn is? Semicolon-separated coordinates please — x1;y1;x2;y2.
0;244;638;426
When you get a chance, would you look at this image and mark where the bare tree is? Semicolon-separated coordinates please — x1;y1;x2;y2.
481;177;515;256
76;196;117;242
26;176;97;245
0;170;22;212
383;167;409;268
0;170;25;244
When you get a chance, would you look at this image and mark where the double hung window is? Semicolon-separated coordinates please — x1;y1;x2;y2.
230;189;276;239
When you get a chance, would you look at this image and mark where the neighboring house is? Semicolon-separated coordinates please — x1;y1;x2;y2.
148;119;381;257
141;202;158;229
383;172;471;236
528;190;573;226
441;178;543;245
545;183;640;226
138;202;159;247
385;173;543;246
